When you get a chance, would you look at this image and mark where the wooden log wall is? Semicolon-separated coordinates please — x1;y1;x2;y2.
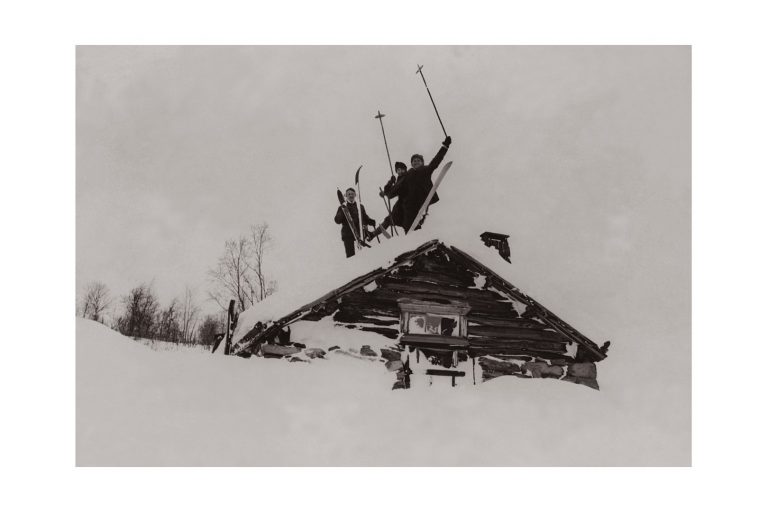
328;245;577;362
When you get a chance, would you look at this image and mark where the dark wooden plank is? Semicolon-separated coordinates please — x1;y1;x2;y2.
425;369;466;377
381;280;527;313
389;269;471;288
357;326;400;339
468;325;566;342
467;315;543;329
468;346;569;359
333;309;399;326
379;280;470;298
400;334;469;348
374;286;522;317
467;336;567;351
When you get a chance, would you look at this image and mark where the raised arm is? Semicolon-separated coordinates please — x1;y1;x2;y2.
426;136;451;174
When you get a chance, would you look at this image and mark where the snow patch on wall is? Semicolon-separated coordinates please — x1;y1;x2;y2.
472;275;487;289
289;317;396;352
485;285;528;315
355;314;397;323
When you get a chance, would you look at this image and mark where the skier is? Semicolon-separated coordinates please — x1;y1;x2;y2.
370;161;408;239
391;136;452;232
334;187;377;258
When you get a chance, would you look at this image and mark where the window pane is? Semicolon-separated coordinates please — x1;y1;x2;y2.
407;313;459;336
425;315;442;334
440;317;458;336
409;314;426;333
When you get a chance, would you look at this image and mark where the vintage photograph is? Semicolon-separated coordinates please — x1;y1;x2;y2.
76;46;691;466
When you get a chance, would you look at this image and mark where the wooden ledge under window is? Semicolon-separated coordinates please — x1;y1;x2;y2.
400;334;470;349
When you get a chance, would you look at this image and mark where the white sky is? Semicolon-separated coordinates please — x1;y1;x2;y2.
76;47;690;380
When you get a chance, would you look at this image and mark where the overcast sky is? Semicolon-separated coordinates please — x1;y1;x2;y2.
77;46;689;310
77;46;690;462
77;44;690;328
79;47;689;310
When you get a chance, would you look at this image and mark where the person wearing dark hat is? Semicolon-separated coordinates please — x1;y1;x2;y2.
390;136;452;232
334;187;376;257
370;161;408;239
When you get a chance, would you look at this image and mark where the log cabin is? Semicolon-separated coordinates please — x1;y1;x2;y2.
228;232;609;390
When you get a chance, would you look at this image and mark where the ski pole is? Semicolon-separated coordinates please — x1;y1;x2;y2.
416;64;448;138
386;196;398;236
374;110;399;236
354;166;364;243
379;187;397;237
354;166;379;244
375;110;395;177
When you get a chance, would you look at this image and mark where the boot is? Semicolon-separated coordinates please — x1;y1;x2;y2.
367;224;387;241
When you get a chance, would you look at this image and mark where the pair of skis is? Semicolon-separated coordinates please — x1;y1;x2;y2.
336;188;370;250
337;164;393;252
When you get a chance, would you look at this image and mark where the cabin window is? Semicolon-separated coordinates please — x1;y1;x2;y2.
398;301;471;371
398;300;471;338
408;313;460;336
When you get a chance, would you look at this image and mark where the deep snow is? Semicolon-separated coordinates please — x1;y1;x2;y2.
77;317;686;466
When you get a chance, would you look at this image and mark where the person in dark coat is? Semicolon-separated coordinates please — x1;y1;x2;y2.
370;161;408;238
334;187;376;258
390;136;452;232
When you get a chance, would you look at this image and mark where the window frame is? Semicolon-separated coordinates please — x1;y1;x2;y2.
398;300;470;339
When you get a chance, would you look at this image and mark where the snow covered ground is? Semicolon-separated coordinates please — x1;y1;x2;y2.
133;337;212;354
77;317;688;466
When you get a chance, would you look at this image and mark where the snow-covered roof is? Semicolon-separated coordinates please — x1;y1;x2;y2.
232;227;518;343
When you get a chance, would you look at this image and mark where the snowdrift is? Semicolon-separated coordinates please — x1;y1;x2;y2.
76;318;679;466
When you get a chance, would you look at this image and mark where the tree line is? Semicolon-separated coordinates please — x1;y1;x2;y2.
78;223;276;347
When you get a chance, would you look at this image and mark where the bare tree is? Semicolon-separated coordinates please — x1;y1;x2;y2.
208;223;276;313
248;223;276;301
80;281;111;323
208;235;256;312
117;283;160;339
179;286;200;344
155;298;181;343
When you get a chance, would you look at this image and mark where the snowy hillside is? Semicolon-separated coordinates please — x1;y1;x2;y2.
77;317;680;465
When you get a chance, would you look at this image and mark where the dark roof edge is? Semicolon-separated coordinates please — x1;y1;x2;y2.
447;245;607;361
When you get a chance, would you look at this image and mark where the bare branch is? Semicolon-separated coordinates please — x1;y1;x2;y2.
79;281;112;323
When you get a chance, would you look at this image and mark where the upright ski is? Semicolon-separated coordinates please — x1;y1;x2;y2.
212;299;237;354
408;161;453;232
354;166;365;242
